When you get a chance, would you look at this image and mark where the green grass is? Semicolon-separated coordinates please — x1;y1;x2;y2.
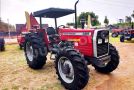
109;35;134;43
109;36;120;43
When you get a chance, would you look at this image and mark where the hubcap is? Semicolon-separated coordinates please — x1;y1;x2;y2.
26;42;34;61
58;57;74;83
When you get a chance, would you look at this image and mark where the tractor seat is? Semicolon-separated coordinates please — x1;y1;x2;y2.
46;27;56;35
46;27;59;42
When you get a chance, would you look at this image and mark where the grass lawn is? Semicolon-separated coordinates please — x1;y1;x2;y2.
109;36;120;43
0;44;64;90
109;34;134;43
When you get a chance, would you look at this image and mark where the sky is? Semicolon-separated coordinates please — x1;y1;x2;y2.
1;0;134;27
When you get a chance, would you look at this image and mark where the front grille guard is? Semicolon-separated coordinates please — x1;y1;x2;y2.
93;29;109;58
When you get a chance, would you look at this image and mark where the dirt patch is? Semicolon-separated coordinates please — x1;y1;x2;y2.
0;43;134;90
84;43;134;90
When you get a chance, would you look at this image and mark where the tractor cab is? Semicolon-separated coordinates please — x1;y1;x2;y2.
33;8;75;49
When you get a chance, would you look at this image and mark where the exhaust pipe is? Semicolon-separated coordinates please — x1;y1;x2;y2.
74;0;79;29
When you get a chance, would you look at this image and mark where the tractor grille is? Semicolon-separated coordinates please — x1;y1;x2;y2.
96;30;109;57
97;43;108;56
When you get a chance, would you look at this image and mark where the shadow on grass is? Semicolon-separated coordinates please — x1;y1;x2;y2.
123;40;134;43
25;61;55;74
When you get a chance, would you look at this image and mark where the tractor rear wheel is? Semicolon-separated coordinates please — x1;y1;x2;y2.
55;48;89;90
93;44;119;73
24;33;48;69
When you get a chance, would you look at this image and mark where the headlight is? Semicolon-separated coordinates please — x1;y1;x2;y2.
98;39;102;44
105;38;109;43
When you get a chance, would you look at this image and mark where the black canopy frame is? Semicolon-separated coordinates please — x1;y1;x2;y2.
33;8;75;30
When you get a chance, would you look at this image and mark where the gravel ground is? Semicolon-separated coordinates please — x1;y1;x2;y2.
0;42;134;90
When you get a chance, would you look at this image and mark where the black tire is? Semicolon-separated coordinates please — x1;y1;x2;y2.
127;38;132;41
55;48;89;90
1;45;5;51
19;44;23;50
24;33;48;69
120;36;124;42
94;44;119;73
112;33;118;37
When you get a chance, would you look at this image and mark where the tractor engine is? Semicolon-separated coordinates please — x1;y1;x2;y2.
59;28;109;58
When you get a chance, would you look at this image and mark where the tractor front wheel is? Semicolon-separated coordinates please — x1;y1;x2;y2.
93;44;119;73
111;33;118;37
1;45;5;51
55;48;89;90
24;33;48;69
127;38;132;41
120;36;124;42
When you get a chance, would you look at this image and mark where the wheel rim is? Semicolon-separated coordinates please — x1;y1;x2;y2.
26;42;34;61
58;57;74;83
112;33;117;37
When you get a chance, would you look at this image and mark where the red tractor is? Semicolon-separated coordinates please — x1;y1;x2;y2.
111;28;123;37
120;29;134;42
24;1;119;89
17;24;28;49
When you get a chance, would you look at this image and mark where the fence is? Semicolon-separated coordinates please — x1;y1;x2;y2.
0;31;19;38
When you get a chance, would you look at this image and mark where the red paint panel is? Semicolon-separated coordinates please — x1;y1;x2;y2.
59;28;94;57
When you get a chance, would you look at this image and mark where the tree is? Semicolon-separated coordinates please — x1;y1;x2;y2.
104;16;109;25
118;19;123;23
131;10;134;28
125;16;131;23
131;10;134;19
78;12;100;26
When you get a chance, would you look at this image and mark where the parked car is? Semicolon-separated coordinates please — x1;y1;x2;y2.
0;38;5;51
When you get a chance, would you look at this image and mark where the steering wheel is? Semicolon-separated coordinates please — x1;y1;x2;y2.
56;25;66;34
57;25;66;29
